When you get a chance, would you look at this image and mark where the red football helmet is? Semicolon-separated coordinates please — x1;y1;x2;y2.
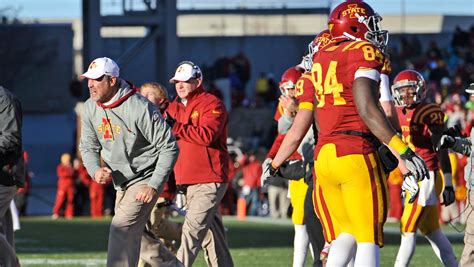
302;29;332;72
328;0;388;50
279;67;303;96
391;70;426;107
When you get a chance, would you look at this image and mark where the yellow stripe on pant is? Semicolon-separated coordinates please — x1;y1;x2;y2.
313;176;339;243
400;171;443;235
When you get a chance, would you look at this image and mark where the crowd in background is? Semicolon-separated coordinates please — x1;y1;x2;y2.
12;25;474;223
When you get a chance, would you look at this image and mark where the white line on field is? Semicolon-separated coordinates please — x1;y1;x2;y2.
20;258;106;266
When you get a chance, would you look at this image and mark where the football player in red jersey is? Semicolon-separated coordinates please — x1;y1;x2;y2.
262;1;429;266
265;66;313;267
263;30;333;267
391;70;457;267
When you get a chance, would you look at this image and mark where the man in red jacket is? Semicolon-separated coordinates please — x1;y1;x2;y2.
166;61;234;267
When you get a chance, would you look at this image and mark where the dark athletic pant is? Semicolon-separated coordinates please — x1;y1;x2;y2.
304;180;325;267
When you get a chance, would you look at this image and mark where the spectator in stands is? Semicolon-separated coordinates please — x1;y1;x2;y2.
451;25;470;49
231;51;251;89
255;72;270;105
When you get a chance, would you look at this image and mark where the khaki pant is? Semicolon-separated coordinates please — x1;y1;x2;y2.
461;190;474;266
0;185;19;267
107;181;181;267
138;198;183;267
148;198;182;241
177;183;234;267
268;185;290;219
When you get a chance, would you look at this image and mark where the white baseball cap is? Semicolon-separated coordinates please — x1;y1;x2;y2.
81;57;120;79
169;61;202;83
466;83;474;94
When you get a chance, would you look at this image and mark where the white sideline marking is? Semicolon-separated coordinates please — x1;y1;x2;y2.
15;238;40;244
17;247;69;252
20;258;106;266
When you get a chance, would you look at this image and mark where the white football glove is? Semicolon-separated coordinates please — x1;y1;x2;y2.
401;172;419;204
260;158;273;187
400;148;429;181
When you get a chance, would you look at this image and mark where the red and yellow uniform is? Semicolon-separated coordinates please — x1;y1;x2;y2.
270;72;316;224
294;73;316;112
312;40;388;246
286;73;316;224
52;163;76;218
269;103;303;161
397;103;445;234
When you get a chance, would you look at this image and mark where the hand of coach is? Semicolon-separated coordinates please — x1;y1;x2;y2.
135;186;157;203
93;167;112;184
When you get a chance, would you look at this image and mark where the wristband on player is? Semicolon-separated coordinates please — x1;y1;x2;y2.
388;135;409;155
443;173;453;187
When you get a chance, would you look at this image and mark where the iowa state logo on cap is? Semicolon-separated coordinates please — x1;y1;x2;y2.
88;61;98;70
342;4;366;18
176;65;186;73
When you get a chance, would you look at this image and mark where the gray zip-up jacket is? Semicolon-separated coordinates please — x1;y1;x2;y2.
79;80;179;191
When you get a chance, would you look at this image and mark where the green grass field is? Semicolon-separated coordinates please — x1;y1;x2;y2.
15;216;465;266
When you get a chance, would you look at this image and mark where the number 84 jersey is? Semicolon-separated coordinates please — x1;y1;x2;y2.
312;40;385;157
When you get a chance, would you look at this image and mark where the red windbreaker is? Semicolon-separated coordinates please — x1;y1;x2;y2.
166;86;230;185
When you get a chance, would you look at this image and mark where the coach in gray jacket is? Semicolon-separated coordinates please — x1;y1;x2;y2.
79;57;180;267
